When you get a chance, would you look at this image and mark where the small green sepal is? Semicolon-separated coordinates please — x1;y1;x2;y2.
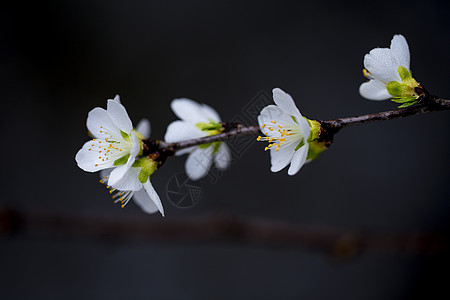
306;119;321;143
133;157;158;183
120;130;131;142
306;140;328;161
113;154;130;166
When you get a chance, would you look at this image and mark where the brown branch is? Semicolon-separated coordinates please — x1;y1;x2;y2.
144;95;449;155
319;97;450;140
0;207;444;260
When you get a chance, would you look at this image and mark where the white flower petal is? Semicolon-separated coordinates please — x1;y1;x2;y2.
87;107;122;140
170;98;207;122
390;34;410;71
297;117;311;142
200;103;221;122
269;142;297;172
272;88;302;118
175;146;195;156
109;167;143;191
364;48;400;83
359;80;392;101
143;179;165;216
107;99;133;134
258;105;295;129
75;140;116;172
185;147;213;180
112;95;121;104
132;189;159;214
288;144;308;176
136;119;151;139
129;132;140;159
164;120;205;143
107;133;139;187
214;143;231;170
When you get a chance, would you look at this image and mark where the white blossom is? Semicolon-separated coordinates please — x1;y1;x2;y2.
257;88;311;175
75;95;164;215
359;34;420;103
164;98;231;180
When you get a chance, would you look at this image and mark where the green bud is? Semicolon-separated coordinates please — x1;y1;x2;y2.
386;81;403;96
398;66;412;81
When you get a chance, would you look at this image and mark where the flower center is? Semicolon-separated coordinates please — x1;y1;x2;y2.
257;120;300;152
89;126;132;167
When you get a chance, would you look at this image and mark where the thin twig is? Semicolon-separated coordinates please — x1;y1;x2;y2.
147;96;449;153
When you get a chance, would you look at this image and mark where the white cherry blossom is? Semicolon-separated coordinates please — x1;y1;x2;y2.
164;98;231;180
257;88;311;175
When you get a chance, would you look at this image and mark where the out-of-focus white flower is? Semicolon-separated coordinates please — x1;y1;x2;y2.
257;88;312;176
164;98;231;180
75;95;164;215
359;34;421;106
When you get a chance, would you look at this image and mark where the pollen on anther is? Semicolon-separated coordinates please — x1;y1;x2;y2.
262;124;267;128
257;136;261;141
95;164;98;166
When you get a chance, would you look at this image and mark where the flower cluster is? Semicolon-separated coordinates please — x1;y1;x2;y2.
76;33;428;216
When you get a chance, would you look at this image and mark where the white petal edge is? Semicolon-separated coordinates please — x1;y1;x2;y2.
272;88;302;119
136;119;151;139
107;99;133;134
390;34;410;71
86;107;122;140
200;103;222;122
133;188;159;214
185;147;213;180
170;98;207;122
109;167;143;191
175;146;195;157
143;179;165;216
359;80;392;101
288;144;308;176
270;142;297;172
75;140;116;172
214;143;231;170
111;95;121;104
164;120;206;143
297;117;311;142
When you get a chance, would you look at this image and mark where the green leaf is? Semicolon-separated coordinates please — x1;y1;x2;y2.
391;96;417;103
113;154;130;166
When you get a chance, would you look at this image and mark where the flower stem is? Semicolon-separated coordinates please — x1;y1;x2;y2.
146;96;449;154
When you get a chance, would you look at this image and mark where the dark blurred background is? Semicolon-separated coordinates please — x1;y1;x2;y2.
1;0;450;299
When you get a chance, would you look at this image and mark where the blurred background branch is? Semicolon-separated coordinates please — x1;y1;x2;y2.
0;207;444;261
